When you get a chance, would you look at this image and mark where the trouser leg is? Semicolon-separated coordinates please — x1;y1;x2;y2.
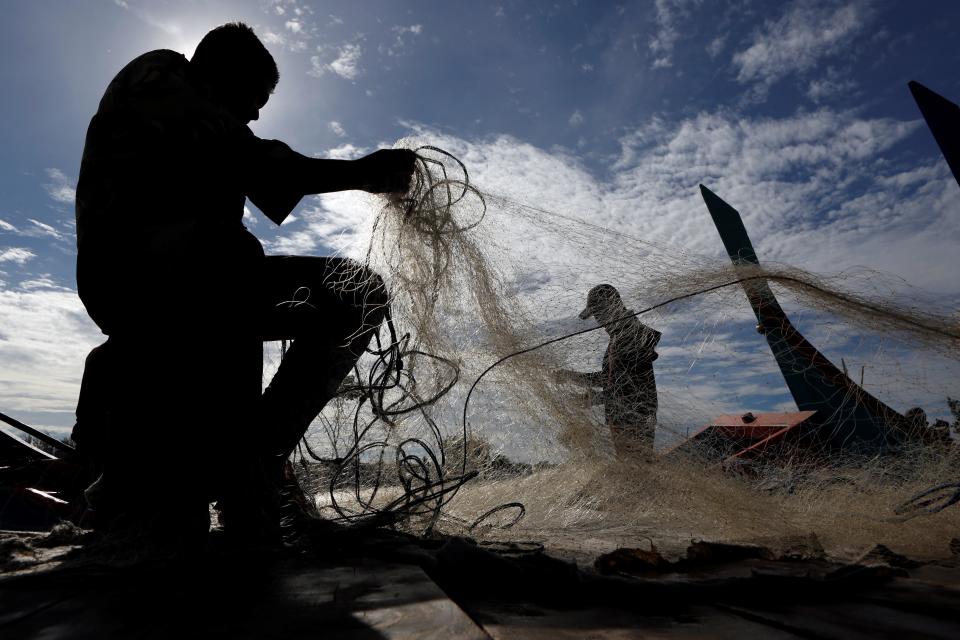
72;339;115;470
258;256;390;470
92;333;242;540
76;240;265;542
610;417;655;458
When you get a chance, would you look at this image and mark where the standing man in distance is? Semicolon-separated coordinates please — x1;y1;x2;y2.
555;284;661;458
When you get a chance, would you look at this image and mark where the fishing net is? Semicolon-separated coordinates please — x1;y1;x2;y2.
283;142;960;559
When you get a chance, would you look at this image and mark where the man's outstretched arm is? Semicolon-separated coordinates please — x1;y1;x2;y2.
247;141;416;226
554;369;605;387
298;149;416;195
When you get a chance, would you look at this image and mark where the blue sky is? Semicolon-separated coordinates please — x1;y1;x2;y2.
1;0;959;444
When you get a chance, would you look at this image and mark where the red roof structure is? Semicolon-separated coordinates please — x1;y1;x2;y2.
668;411;817;464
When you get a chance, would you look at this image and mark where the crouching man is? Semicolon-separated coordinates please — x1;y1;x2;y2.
72;22;414;546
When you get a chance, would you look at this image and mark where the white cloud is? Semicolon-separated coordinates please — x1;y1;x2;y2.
651;56;672;70
807;68;857;103
263;27;308;53
0;278;102;420
264;192;376;255
874;164;941;190
311;42;364;80
329;121;347;137
607;110;960;295
325;143;369;160
27;218;63;240
706;35;726;58
285;20;302;33
281;108;956;309
44;168;76;204
329;43;362;79
0;216;68;242
732;1;869;98
569;110;584;127
393;24;423;36
262;31;286;46
384;24;424;56
649;0;701;70
0;248;35;265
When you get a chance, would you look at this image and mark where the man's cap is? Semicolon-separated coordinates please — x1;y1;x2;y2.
579;283;621;320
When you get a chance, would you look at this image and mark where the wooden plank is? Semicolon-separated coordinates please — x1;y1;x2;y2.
272;563;489;640
718;601;960;640
0;559;489;640
469;601;802;640
0;590;71;629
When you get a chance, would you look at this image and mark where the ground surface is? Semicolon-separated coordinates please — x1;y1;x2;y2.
3;524;960;639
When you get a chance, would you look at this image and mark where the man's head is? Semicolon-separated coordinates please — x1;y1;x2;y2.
190;22;279;123
579;284;626;325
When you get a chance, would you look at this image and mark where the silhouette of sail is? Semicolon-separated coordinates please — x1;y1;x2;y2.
699;185;905;452
909;81;960;189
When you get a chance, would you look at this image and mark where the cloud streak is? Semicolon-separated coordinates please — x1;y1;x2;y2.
311;42;364;81
732;0;870;99
382;24;423;57
274;106;957;317
0;278;101;426
649;0;701;69
27;218;64;240
0;248;35;265
44;168;76;204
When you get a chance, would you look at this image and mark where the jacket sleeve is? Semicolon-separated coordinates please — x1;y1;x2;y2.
243;135;305;226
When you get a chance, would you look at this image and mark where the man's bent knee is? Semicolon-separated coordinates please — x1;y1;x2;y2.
333;260;389;331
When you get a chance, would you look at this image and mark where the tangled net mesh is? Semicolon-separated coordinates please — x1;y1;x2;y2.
282;143;960;559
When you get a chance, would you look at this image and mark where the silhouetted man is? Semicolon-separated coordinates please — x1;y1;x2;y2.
556;284;660;457
72;23;414;544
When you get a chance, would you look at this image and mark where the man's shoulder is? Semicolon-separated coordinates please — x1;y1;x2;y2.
616;320;661;352
101;50;190;104
116;49;188;78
